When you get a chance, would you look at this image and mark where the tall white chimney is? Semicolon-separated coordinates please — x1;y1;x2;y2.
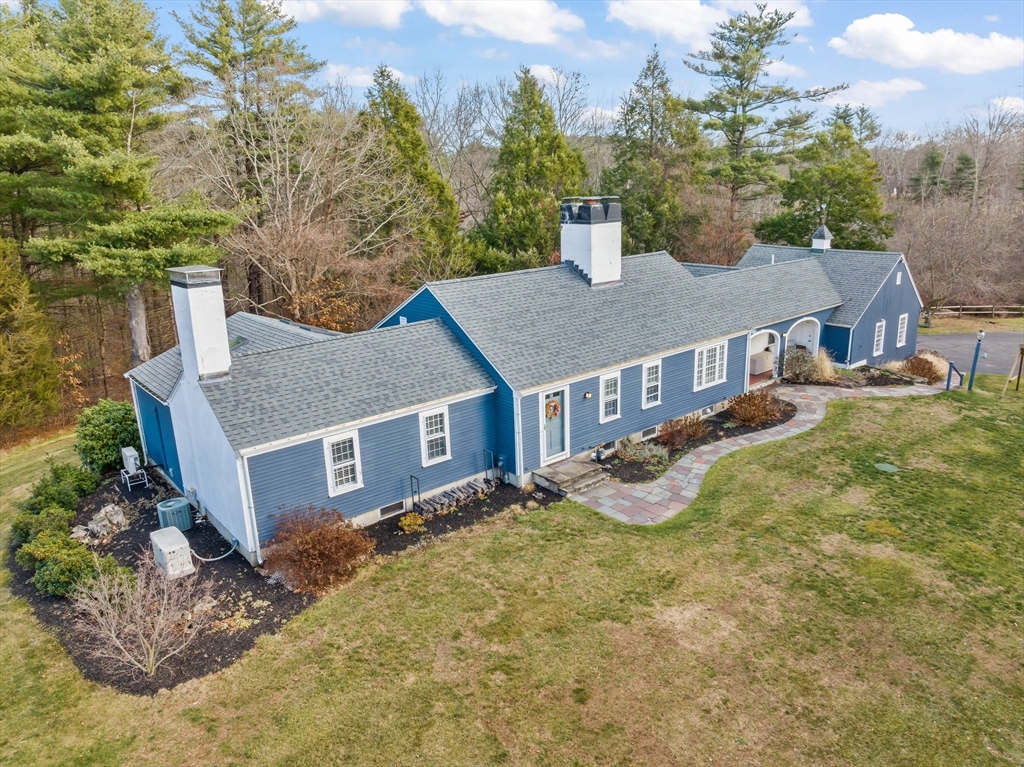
811;224;833;254
560;198;622;286
168;266;231;381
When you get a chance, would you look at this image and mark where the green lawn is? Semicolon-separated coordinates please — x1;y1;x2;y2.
1;390;1022;766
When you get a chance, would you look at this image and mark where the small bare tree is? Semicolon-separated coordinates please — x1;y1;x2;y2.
73;555;214;678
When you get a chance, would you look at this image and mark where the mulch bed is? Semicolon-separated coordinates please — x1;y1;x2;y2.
785;366;919;388
8;472;558;696
598;401;797;485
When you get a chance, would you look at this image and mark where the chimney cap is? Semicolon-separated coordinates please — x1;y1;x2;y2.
168;265;222;288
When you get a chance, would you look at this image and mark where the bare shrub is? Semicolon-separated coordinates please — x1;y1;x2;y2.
902;355;942;384
657;415;710;450
616;437;669;464
73;555;214;678
810;349;838;382
263;507;375;595
783;348;816;382
727;391;784;427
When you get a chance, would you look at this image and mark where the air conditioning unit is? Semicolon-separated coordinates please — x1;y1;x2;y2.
150;526;196;579
121;446;141;474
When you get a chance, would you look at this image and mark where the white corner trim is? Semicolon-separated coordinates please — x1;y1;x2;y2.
419;405;452;467
598;371;622;424
128;380;150;465
323;430;364;497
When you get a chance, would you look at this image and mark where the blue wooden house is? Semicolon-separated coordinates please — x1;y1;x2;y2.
127;201;922;564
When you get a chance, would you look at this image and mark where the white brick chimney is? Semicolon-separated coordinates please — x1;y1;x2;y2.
560;197;622;286
168;266;231;381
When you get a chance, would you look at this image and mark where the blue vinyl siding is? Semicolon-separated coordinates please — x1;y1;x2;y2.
848;260;921;364
378;289;518;473
521;334;747;472
135;385;182;491
822;324;851;365
247;392;495;543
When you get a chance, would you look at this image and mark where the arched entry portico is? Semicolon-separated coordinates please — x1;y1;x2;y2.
784;317;821;357
748;329;781;385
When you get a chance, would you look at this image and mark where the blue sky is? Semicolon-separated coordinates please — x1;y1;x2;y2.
147;0;1024;133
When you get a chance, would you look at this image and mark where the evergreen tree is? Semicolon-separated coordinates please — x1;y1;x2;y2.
754;123;893;251
363;66;462;269
0;239;60;429
948;152;978;198
474;67;586;269
684;4;846;220
825;104;881;146
908;146;947;202
601;49;706;255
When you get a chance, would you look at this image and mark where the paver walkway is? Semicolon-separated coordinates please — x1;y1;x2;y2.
569;383;940;525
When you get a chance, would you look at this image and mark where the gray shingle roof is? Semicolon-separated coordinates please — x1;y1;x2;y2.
737;244;909;327
428;252;842;391
680;263;738;278
127;312;336;402
200;319;495;451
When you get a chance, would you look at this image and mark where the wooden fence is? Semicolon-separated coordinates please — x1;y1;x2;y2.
932;305;1024;318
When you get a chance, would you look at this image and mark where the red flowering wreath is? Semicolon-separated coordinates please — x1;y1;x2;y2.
545;399;561;419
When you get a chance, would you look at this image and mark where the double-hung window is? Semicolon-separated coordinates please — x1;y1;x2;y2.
420;406;451;466
600;372;620;423
896;313;908;347
873;320;886;356
324;431;362;497
694;341;727;391
642;360;661;408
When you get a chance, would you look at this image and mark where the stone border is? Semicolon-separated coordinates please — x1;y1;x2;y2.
568;383;940;525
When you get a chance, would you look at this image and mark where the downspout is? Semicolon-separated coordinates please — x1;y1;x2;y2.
513;390;524;486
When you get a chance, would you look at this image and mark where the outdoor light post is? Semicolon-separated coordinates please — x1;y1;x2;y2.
968;330;985;391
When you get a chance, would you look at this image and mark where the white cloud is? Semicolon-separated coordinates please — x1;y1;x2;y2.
992;96;1024;114
765;60;807;77
325;64;415;88
607;1;811;48
529;64;559;85
824;78;926;108
1;0;20;8
418;0;583;45
477;48;509;60
984;15;999;22
829;14;1024;74
282;0;411;28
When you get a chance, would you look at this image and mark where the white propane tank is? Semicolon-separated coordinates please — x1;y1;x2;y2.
150;527;196;579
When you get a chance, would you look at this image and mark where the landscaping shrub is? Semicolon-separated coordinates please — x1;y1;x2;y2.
398;512;426;534
783;348;815;382
75;399;141;473
727;391;784;427
657;414;709;450
616;437;669;464
902;355;942;384
11;504;75;546
20;460;98;514
73;555;211;678
15;528;123;596
810;349;838;382
263;507;375;595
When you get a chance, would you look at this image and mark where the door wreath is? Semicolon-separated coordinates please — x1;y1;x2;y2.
545;399;561;419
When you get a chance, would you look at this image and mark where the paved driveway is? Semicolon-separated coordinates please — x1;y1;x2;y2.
919;332;1024;376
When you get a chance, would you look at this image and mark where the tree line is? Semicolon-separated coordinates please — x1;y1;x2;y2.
1;0;1021;439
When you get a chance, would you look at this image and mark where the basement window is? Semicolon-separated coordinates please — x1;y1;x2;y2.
380;500;405;517
323;431;363;497
600;372;621;423
420;406;451;466
640;426;658;441
873;320;886;356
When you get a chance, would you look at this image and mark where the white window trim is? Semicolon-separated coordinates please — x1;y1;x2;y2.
599;371;621;424
323;430;363;497
642;360;662;409
896;313;908;348
896;271;902;285
419;405;452;467
873;320;886;356
693;341;728;392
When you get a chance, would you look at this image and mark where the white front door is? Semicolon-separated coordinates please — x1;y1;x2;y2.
541;390;567;463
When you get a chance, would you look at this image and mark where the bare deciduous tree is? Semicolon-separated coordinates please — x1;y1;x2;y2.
73;555;214;679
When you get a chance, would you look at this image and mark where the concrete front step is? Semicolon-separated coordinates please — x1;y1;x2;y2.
533;457;608;496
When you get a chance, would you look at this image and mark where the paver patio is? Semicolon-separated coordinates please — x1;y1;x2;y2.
569;383;940;524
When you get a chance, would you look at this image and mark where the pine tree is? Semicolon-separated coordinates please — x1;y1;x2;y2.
474;67;586;268
948;152;978;198
601;49;705;255
754;124;893;251
825;104;881;145
363;66;462;266
684;4;847;220
908;146;947;202
0;239;60;429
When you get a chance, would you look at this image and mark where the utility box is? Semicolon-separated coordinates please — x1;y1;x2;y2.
156;497;193;531
150;526;196;579
121;447;141;474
